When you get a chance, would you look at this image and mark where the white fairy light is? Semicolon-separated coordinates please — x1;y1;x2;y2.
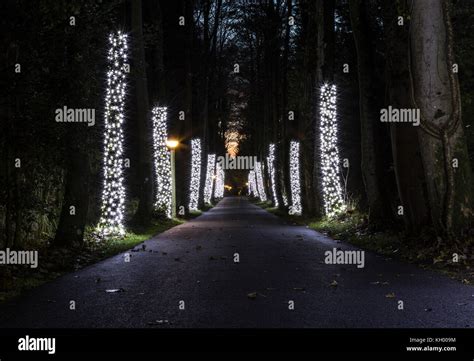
214;161;225;198
152;106;172;218
319;83;346;218
97;31;129;237
266;144;279;207
248;170;258;197
204;153;216;204
289;141;302;215
189;138;202;211
255;161;267;202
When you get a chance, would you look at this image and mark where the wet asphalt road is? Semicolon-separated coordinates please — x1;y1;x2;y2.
0;196;472;328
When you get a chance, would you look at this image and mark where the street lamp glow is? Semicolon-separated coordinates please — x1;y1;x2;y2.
166;139;179;150
165;137;179;218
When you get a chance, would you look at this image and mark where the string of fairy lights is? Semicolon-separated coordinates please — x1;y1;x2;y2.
97;31;128;237
214;162;225;198
248;170;258;197
204;153;216;204
189;138;202;211
319;83;346;218
255;161;267;202
267;143;278;207
289;141;302;215
94;33;346;226
152;106;172;218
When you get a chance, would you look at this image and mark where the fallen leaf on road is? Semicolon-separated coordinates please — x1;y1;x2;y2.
162;252;167;255
424;308;432;312
174;257;181;262
330;280;338;287
209;256;218;260
462;279;471;285
293;287;306;291
196;245;202;250
385;292;395;298
247;292;257;299
95;278;101;283
147;320;170;326
106;288;125;293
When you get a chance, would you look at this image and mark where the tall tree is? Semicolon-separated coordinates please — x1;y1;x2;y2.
349;0;392;225
382;0;429;233
131;0;154;225
409;0;473;237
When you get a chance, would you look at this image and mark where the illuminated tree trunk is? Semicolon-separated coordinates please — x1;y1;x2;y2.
97;31;128;237
312;0;335;217
298;0;320;216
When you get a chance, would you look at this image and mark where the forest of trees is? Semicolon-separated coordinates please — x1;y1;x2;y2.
1;0;473;256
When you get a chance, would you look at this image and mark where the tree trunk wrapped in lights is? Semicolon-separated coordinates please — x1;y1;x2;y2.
319;83;346;218
289;141;302;215
255;161;267;202
267;143;279;207
203;153;216;204
189;138;202;211
152;106;172;218
97;31;128;238
214;161;225;199
248;170;258;198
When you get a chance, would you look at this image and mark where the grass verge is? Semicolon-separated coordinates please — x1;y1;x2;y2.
0;217;183;303
252;199;474;285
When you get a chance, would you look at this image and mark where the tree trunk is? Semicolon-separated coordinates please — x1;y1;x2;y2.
176;0;194;213
131;0;154;226
53;142;90;247
382;0;429;234
349;0;391;224
409;0;473;237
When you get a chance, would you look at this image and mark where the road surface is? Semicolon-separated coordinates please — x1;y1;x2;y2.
0;197;472;328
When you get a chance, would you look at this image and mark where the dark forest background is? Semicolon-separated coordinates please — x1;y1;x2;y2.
0;0;472;260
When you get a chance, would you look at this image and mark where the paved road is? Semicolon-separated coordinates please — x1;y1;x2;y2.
0;197;472;328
